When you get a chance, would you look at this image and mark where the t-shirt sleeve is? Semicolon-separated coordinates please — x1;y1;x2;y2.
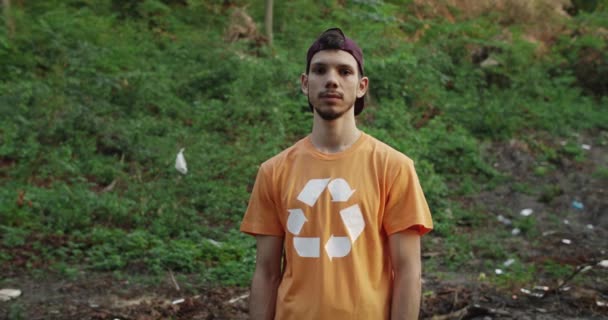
382;159;433;236
240;163;285;237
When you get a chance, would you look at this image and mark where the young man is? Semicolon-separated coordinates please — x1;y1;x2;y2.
240;28;433;320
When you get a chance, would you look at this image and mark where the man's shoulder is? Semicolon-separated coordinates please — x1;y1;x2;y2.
363;133;414;166
259;135;310;171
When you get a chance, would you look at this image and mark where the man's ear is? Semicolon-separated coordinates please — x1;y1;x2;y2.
357;76;369;98
300;73;308;95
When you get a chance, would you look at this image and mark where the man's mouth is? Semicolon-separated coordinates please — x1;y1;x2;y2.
320;92;343;99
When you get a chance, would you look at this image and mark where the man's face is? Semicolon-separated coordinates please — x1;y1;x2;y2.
301;50;368;121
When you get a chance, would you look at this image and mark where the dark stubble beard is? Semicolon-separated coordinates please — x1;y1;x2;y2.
309;98;354;121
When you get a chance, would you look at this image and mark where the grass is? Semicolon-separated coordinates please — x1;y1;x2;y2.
0;0;607;288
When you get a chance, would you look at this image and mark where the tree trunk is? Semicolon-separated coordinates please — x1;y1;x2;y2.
2;0;14;38
264;0;273;46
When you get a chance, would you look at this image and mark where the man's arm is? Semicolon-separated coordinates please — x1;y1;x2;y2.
389;229;422;320
249;235;284;320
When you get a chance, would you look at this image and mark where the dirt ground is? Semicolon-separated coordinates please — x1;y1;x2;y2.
1;132;607;319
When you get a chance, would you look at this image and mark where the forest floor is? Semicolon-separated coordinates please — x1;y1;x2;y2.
1;131;607;320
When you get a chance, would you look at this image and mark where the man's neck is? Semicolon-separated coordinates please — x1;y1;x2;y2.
310;112;361;154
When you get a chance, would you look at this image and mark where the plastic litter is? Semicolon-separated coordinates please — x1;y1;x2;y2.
495;269;503;275
598;260;608;268
561;239;572;245
580;265;593;273
503;258;516;267
511;228;521;236
581;144;591;150
207;239;222;247
497;214;512;225
563;219;570;225
520;288;544;298
172;298;185;305
175;148;188;175
572;201;584;210
480;57;500;68
586;224;594;230
0;289;21;302
520;208;533;216
228;293;250;304
598;300;607;307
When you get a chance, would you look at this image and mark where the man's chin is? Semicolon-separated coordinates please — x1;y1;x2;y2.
313;104;353;121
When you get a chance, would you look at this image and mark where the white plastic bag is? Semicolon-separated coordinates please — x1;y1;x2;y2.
175;148;187;174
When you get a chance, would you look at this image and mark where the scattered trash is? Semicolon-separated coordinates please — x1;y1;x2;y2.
581;144;591;150
586;224;594;230
598;300;607;307
175;148;188;175
511;295;518;300
520;208;534;216
495;269;504;275
542;230;557;236
561;239;572;245
598;260;608;268
0;289;21;302
480;57;500;68
520;288;545;298
580;265;593;273
511;228;521;236
560;286;571;292
571;201;584;210
497;215;512;225
478;272;486;281
536;308;547;313
172;298;185;305
563;219;570;225
207;239;222;247
533;286;549;292
503;258;516;267
228;293;250;304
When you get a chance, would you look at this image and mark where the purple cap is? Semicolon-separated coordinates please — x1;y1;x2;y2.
306;28;366;115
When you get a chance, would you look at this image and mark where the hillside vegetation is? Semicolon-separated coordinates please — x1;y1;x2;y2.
1;0;607;293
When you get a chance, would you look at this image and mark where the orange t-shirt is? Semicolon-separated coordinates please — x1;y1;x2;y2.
240;132;433;319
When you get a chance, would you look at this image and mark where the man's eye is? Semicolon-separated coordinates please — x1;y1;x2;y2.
340;69;352;75
314;68;325;74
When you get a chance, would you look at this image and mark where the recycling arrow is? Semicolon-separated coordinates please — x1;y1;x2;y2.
297;179;331;207
324;235;351;260
287;209;307;235
339;204;365;242
294;237;320;258
328;178;356;202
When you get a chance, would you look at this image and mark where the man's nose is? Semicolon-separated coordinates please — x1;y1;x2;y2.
325;69;339;88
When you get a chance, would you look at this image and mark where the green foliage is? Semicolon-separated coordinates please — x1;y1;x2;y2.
1;226;29;247
1;0;606;286
542;260;574;279
492;261;537;288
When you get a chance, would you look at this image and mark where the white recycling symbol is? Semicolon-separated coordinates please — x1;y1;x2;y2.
287;178;365;260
